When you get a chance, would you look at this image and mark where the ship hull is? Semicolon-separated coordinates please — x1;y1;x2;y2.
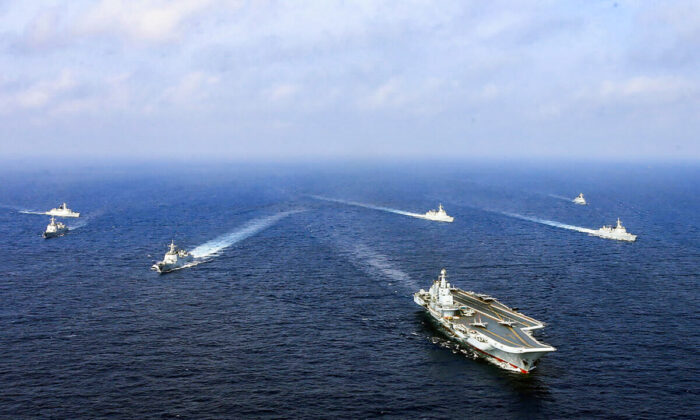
419;215;454;223
421;309;539;373
152;258;195;274
45;211;80;218
43;229;68;239
588;232;636;242
415;293;554;374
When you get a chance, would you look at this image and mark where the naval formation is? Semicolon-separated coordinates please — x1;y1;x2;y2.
24;193;637;373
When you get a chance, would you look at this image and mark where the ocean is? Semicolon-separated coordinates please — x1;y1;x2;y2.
1;161;698;419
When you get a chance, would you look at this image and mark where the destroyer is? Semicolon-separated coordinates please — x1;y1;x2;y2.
414;269;555;373
590;218;636;242
421;203;454;222
43;217;68;238
573;193;587;205
152;241;195;273
46;203;80;218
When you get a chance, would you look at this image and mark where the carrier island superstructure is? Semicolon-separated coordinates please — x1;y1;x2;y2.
414;269;555;373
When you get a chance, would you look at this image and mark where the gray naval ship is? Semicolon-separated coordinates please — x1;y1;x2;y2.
152;241;194;273
45;202;80;218
415;269;555;373
43;216;68;238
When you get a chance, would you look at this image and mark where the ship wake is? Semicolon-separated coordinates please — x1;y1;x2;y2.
347;242;419;291
311;195;426;220
501;212;595;234
1;203;32;212
547;194;573;202
67;211;102;230
190;211;299;259
18;210;48;215
68;220;88;230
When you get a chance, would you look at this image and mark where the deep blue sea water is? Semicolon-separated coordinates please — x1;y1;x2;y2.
1;161;698;419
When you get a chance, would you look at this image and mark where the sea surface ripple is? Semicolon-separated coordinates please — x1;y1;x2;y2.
0;162;698;419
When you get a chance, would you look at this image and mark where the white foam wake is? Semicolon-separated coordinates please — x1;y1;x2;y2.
350;242;419;291
18;210;47;215
311;195;426;220
0;203;29;212
547;194;573;202
67;210;104;230
502;212;595;234
68;220;88;230
190;211;297;259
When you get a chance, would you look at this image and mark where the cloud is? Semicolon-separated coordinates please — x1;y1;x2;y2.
0;70;134;117
263;83;300;103
527;76;698;121
160;71;220;108
75;0;214;43
358;77;450;116
653;0;700;41
474;11;525;40
0;1;698;159
363;78;404;109
21;9;64;49
51;73;132;116
477;83;504;101
7;70;76;109
597;76;696;102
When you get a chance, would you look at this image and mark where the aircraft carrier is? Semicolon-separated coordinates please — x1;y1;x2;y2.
414;269;555;373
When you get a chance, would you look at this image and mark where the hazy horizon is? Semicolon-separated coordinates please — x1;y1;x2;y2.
1;1;699;161
2;156;699;175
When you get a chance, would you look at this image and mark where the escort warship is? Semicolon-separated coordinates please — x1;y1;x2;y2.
573;193;587;205
152;241;195;273
590;218;637;242
45;202;80;218
414;269;555;373
421;203;454;222
43;217;68;239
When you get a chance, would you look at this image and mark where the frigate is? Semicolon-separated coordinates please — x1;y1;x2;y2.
152;241;195;273
573;193;587;205
414;269;555;373
590;218;636;242
43;217;68;238
45;203;80;218
421;203;454;222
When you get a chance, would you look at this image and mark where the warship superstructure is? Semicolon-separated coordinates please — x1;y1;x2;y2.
414;269;555;373
573;193;587;205
152;241;195;273
43;217;68;238
590;218;637;242
421;204;454;223
45;203;80;218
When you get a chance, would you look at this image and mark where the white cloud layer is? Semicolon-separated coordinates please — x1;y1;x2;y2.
0;0;698;160
76;0;215;42
598;76;695;101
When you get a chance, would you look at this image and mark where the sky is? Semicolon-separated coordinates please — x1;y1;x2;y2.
0;0;698;161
